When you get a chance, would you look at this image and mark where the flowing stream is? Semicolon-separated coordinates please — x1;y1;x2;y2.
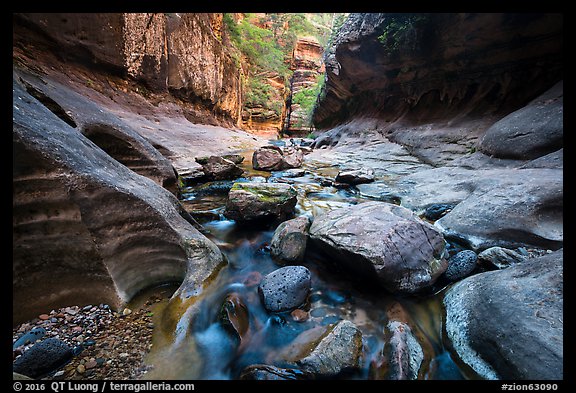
140;145;467;380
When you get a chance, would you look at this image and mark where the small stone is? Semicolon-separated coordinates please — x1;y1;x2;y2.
66;308;78;316
50;318;58;323
122;308;132;316
291;309;309;322
119;352;129;359
243;271;262;287
53;370;65;377
72;326;83;333
82;305;93;311
39;314;50;320
85;360;98;369
76;364;86;374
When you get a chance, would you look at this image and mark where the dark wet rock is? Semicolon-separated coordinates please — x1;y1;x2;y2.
278;320;363;376
224;182;297;222
477;246;527;269
13;327;46;349
258;266;311;313
423;204;455;221
443;249;563;380
478;82;563;160
370;302;432;380
13;338;74;378
443;250;478;281
309;201;447;294
195;155;244;181
335;168;375;185
270;216;310;263
383;320;424;380
291;309;310;322
219;293;250;344
239;364;311;380
178;167;207;187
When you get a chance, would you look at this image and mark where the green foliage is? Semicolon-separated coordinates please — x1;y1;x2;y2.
377;14;428;52
291;73;325;128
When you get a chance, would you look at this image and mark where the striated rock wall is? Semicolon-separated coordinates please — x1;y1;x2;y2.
14;13;244;127
285;36;324;134
13;75;225;325
314;13;563;131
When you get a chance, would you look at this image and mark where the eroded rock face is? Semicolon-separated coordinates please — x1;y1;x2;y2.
309;201;447;294
443;250;563;380
224;182;298;222
13;77;224;324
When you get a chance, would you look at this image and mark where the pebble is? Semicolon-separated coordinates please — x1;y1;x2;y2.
122;308;132;316
54;371;64;377
291;309;309;322
85;360;97;369
76;364;85;374
39;314;50;320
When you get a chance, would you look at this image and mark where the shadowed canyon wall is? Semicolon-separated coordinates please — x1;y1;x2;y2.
314;13;563;132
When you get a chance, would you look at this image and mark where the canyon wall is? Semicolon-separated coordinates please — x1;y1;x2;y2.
314;13;563;133
14;13;244;127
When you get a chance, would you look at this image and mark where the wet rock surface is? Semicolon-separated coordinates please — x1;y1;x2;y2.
443;250;478;282
443;249;563;380
270;216;310;263
309;201;447;293
13;338;74;378
252;146;305;171
259;266;311;313
224;182;298;222
195;155;244;181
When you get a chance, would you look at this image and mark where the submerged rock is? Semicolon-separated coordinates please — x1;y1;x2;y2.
270;216;310;263
278;320;363;376
384;320;424;380
309;201;447;294
258;266;311;313
13;338;73;378
224;182;297;222
443;249;563;379
423;203;455;221
219;293;250;345
239;364;311;380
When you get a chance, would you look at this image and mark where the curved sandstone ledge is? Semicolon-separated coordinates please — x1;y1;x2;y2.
13;76;224;325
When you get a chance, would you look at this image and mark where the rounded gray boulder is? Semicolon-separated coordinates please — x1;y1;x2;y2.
259;266;311;313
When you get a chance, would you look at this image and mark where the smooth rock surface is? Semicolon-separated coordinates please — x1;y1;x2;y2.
443;250;563;380
477;246;527;269
270;216;310;263
309;201;447;293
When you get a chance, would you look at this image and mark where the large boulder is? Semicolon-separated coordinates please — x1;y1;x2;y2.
443;249;563;380
195;155;244;181
478;82;563;160
252;146;304;171
13;76;224;324
309;201;448;294
224;182;297;222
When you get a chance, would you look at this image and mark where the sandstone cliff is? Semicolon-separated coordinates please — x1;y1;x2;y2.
14;13;244;127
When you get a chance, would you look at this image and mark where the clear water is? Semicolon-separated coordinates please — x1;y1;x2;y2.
142;147;467;380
